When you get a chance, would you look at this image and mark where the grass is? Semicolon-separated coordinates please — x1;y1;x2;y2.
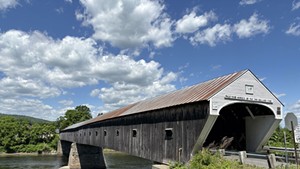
170;149;266;169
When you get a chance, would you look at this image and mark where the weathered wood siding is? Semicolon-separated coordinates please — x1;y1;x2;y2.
60;101;209;163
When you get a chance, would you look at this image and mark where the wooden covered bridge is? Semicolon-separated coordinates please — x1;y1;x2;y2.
59;70;283;168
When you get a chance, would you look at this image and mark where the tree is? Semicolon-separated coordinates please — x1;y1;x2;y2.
57;105;92;130
0;115;57;153
268;126;293;148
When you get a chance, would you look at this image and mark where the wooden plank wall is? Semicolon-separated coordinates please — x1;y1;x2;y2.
60;101;209;163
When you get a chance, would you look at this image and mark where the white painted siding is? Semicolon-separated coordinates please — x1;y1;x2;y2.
210;71;282;119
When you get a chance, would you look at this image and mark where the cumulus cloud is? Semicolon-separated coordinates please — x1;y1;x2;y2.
93;72;177;113
292;0;300;11
0;98;57;120
59;100;74;106
239;0;261;6
0;0;18;11
77;0;174;48
0;30;99;88
287;100;300;117
234;13;270;38
286;22;300;36
0;29;178;119
175;11;217;34
187;13;269;46
190;24;232;46
0;77;61;98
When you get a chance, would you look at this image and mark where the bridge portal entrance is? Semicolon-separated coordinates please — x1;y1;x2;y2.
204;103;274;152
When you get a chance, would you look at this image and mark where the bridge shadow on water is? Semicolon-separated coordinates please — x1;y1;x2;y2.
104;151;153;169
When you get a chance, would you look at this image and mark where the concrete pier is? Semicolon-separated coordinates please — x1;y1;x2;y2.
67;143;106;169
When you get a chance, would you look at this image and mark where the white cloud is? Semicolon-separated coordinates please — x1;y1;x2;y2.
0;29;178;119
90;89;101;97
274;93;286;98
0;0;18;11
92;55;167;86
286;22;300;36
65;0;72;3
0;98;58;120
184;13;270;46
211;65;222;70
234;13;270;38
259;77;267;81
55;7;64;14
287;100;300;115
95;72;177;113
239;0;261;6
59;100;74;106
292;0;300;11
77;0;174;48
0;30;99;88
175;11;217;34
0;77;61;98
190;24;232;46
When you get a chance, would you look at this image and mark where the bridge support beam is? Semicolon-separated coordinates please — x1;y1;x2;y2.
68;143;106;169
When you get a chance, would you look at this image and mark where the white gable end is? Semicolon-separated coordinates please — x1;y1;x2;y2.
210;70;282;119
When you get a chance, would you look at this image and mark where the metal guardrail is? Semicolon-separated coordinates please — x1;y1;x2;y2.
210;147;298;168
264;146;300;153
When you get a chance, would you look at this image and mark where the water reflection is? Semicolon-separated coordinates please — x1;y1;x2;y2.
0;151;153;169
105;151;153;169
0;155;67;169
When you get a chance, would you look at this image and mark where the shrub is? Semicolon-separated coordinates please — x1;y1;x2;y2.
188;149;241;169
0;146;5;152
170;149;263;169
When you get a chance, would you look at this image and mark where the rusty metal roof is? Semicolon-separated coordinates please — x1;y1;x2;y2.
63;70;247;131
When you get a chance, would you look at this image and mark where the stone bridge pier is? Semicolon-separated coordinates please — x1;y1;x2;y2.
58;140;106;169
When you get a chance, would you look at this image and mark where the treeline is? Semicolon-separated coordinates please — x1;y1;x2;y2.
0;113;50;124
0;116;58;153
0;105;92;153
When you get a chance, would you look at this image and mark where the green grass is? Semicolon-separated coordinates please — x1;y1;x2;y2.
170;149;299;169
170;149;264;169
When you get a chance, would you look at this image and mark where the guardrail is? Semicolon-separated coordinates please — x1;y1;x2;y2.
210;148;294;169
264;146;300;153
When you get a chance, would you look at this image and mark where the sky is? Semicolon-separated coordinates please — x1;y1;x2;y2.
0;0;299;122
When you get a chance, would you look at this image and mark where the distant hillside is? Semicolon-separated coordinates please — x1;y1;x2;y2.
0;113;51;124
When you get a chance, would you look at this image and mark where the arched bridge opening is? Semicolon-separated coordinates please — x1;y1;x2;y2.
204;103;275;152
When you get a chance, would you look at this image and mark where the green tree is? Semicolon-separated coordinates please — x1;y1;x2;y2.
268;126;293;148
57;105;92;130
0;115;57;153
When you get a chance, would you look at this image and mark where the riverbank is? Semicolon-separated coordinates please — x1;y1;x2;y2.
0;151;57;157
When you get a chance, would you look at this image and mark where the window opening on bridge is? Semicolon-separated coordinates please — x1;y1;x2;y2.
104;130;107;136
165;128;173;140
89;132;91;136
95;131;98;136
80;133;81;137
84;132;86;136
116;129;120;136
277;107;281;115
132;129;137;137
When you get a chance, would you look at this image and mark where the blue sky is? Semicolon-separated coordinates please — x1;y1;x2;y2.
0;0;299;121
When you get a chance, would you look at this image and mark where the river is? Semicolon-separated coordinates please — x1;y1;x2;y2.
0;151;153;169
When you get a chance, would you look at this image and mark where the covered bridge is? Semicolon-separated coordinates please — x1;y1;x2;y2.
60;69;282;165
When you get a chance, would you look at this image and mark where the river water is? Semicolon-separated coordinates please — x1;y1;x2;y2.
0;151;153;169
